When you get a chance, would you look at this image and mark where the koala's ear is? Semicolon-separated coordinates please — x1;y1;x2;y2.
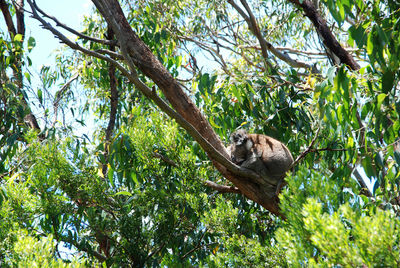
230;132;236;143
237;129;248;136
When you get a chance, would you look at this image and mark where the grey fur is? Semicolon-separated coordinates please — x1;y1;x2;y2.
227;129;293;186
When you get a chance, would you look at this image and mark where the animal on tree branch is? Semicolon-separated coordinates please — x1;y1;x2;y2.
227;129;294;193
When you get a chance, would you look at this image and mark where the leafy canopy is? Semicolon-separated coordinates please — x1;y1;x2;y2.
0;0;399;266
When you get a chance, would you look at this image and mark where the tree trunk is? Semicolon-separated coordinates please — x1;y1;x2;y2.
289;0;360;70
91;0;283;216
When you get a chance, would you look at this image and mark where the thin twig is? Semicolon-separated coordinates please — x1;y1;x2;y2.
153;152;178;167
51;73;79;128
31;0;116;46
290;127;320;169
205;180;241;194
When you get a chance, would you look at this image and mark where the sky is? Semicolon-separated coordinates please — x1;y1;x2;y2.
26;0;93;67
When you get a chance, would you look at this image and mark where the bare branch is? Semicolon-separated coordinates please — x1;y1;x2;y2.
51;73;79;128
275;46;327;56
95;49;124;60
228;0;316;71
291;127;320;169
178;35;233;76
101;26;119;177
205;180;241;194
353;168;372;197
14;0;25;36
153;152;178;167
0;0;16;36
26;1;122;70
30;0;116;46
288;0;360;70
181;230;216;260
227;0;272;70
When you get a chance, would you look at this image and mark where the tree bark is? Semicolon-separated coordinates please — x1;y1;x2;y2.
289;0;360;70
102;25;119;178
14;0;25;36
0;0;16;35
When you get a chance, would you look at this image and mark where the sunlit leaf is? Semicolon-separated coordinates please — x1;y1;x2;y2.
114;191;132;197
27;37;36;52
376;93;386;111
14;34;23;42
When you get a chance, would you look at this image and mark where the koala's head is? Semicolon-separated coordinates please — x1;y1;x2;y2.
230;129;248;146
229;129;252;164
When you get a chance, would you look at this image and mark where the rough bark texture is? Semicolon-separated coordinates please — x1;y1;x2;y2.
0;0;16;35
14;0;25;36
92;0;283;216
102;26;119;178
289;0;360;70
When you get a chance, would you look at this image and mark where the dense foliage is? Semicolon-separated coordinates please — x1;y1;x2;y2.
1;0;399;266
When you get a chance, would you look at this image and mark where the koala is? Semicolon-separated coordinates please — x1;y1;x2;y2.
227;129;293;186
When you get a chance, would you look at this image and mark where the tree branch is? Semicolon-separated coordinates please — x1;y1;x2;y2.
14;0;25;36
227;0;271;70
228;0;316;71
62;235;107;262
102;26;119;177
288;0;360;70
180;230;212;260
95;48;124;60
153;152;178;167
2;0;42;136
51;73;79;128
30;0;116;46
178;35;233;76
290;127;320;169
0;0;16;36
205;180;241;194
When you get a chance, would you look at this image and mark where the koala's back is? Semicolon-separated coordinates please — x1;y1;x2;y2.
247;134;293;176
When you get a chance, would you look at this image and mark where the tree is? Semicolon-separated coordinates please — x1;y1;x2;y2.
1;0;399;266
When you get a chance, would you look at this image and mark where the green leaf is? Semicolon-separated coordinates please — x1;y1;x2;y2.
337;105;343;122
209;116;222;128
381;71;394;93
7;133;19;146
108;166;114;186
338;2;345;24
372;180;380;194
114;191;132;197
366;31;374;55
14;34;23;42
361;157;375;178
176;55;182;67
27;37;36;52
374;152;384;168
37;89;43;104
130;171;139;186
376;93;386;111
24;72;31;83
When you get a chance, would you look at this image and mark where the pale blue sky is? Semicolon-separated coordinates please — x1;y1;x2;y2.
26;0;93;68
